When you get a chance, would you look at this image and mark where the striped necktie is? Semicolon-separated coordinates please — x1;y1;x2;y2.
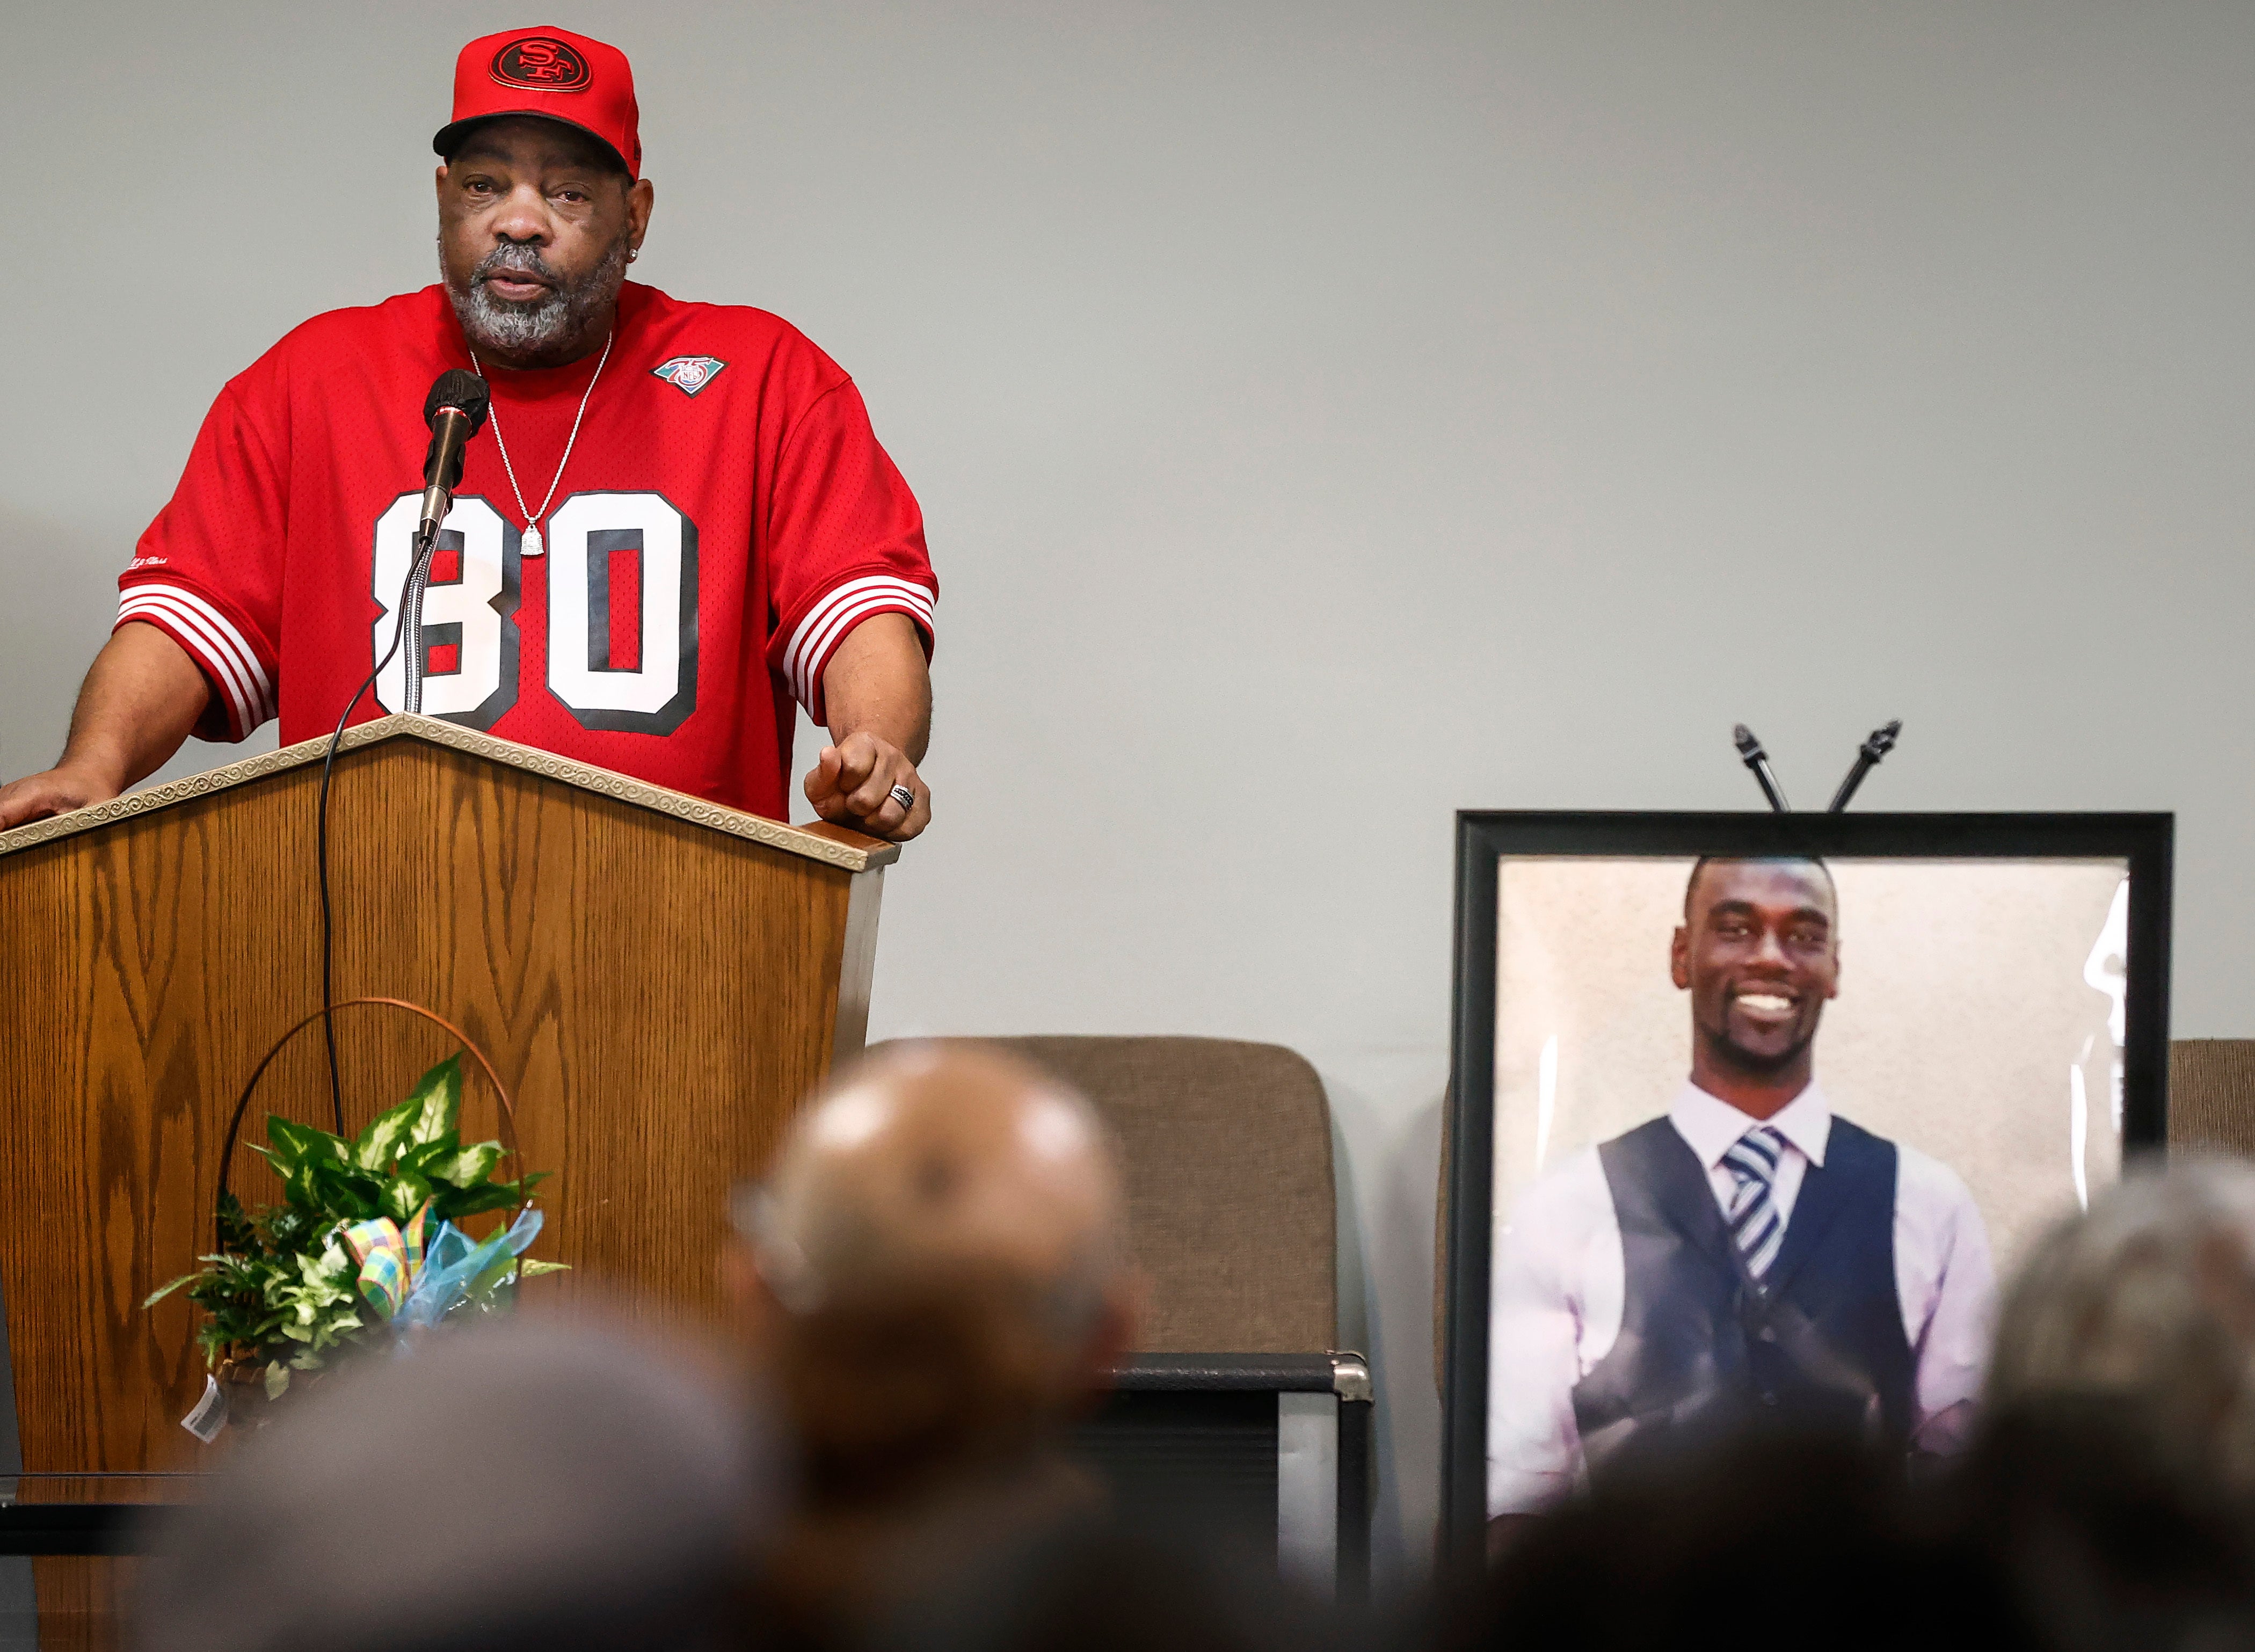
1723;1124;1788;1281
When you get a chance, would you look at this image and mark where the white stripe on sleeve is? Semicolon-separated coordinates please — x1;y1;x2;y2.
783;576;935;693
135;584;275;714
117;584;275;733
781;576;935;710
790;590;935;709
119;594;256;735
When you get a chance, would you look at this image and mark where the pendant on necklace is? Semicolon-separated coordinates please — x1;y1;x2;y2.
523;523;544;559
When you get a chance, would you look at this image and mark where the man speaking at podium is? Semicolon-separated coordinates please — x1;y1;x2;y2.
1487;857;1997;1527
0;27;936;842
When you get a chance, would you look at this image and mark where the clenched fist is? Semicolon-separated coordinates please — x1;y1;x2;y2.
803;731;930;842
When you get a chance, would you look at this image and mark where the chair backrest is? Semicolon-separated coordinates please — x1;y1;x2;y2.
865;1036;1337;1353
2170;1039;2255;1156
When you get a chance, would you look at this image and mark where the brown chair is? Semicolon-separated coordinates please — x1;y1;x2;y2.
864;1035;1367;1597
2171;1040;2255;1156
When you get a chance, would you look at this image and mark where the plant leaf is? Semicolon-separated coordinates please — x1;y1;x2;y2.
380;1172;432;1226
395;1132;462;1180
261;1206;318;1254
297;1161;381;1221
430;1183;517;1220
518;1259;570;1277
265;1117;346;1184
353;1092;423;1174
404;1056;463;1148
465;1250;518;1300
283;1161;324;1212
425;1140;501;1189
143;1273;198;1307
264;1362;290;1400
215;1191;259;1254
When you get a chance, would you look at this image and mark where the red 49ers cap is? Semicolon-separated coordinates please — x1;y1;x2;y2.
432;26;642;180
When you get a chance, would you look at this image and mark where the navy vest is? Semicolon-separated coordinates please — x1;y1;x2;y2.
1570;1114;1915;1486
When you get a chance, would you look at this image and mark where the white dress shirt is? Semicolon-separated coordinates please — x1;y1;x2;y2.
1487;1081;1996;1516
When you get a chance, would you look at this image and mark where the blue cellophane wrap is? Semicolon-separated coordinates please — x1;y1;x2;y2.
395;1207;544;1330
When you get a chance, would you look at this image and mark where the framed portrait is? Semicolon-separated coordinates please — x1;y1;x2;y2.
1437;812;2173;1555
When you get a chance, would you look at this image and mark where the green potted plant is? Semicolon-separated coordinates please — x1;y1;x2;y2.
149;1052;561;1429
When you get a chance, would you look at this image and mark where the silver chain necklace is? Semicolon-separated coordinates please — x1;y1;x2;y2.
468;329;613;559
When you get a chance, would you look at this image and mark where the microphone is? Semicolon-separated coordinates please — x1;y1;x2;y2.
402;371;491;718
1732;724;1791;812
418;370;492;540
1828;719;1903;812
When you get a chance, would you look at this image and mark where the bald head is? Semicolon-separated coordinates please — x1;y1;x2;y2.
735;1050;1139;1635
750;1043;1126;1333
733;1043;1136;1505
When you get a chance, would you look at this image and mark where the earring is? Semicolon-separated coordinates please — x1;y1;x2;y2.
628;249;639;262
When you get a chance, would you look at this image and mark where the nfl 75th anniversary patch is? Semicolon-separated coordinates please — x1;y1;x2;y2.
651;356;728;396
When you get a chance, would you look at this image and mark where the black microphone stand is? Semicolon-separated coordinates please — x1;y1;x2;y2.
1828;720;1902;812
1732;724;1791;813
401;521;440;716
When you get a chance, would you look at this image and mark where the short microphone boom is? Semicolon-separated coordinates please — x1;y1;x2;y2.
1827;719;1902;812
418;369;492;540
1732;723;1791;813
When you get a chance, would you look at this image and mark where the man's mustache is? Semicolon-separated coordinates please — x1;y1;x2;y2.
471;245;565;292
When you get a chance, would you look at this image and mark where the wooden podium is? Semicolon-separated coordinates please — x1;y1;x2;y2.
0;713;894;1487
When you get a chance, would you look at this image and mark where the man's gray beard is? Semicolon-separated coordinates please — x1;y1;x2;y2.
445;234;630;361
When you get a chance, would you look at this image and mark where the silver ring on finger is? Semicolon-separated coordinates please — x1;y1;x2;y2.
888;784;916;813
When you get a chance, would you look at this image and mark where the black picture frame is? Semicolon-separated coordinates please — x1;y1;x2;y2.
1437;811;2174;1562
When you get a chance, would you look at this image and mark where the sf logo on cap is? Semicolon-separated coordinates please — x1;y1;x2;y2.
490;37;592;91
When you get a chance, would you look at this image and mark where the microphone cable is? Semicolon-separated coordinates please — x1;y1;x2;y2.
314;525;438;1137
312;369;488;1133
312;370;488;1133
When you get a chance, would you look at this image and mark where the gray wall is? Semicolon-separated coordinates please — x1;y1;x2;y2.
5;1;2251;1579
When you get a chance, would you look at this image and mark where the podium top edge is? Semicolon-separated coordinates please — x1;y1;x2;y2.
0;714;900;874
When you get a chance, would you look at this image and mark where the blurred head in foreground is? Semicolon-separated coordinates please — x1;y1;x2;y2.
1939;1396;2255;1652
136;1318;769;1652
1464;1431;2019;1652
734;1042;1134;1494
731;1043;1137;1631
1466;1418;2255;1652
1988;1156;2255;1488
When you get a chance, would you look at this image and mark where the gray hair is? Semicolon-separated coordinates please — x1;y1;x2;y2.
443;230;630;360
1989;1156;2255;1486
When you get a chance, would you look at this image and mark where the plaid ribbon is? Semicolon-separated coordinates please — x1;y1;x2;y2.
344;1200;433;1321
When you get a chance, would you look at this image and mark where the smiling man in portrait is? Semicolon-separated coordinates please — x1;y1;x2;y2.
1486;856;1998;1534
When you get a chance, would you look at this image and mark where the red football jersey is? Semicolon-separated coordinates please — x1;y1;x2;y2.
118;282;935;819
